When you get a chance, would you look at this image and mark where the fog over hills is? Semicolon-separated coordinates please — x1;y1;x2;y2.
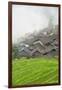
12;5;58;44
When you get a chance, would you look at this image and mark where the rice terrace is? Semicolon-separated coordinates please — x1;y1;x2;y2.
12;57;58;86
11;3;60;87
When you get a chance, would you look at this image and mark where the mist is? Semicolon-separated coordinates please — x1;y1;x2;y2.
12;5;58;44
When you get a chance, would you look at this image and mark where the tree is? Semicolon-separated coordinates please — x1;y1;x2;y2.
12;44;19;59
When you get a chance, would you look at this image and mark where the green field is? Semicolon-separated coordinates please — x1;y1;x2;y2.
12;57;59;86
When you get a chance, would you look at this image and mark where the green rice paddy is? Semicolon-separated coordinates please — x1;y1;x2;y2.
12;57;59;86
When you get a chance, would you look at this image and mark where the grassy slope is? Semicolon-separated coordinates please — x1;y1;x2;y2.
12;57;58;86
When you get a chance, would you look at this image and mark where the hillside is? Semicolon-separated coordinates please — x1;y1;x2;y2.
12;25;59;58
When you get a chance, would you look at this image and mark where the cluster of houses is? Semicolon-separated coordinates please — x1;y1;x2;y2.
17;25;59;58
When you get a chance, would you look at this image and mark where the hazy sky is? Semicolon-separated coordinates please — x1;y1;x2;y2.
12;5;58;43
